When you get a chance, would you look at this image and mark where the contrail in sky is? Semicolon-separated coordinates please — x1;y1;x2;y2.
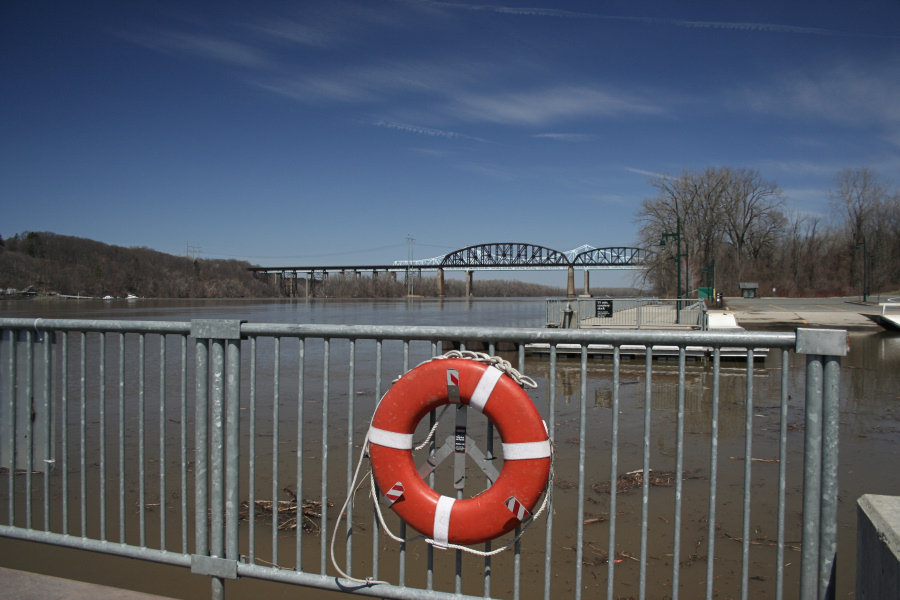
414;0;880;37
373;120;488;142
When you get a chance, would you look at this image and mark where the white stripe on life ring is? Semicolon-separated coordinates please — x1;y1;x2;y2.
502;440;551;460
433;495;455;548
368;426;414;450
469;366;503;413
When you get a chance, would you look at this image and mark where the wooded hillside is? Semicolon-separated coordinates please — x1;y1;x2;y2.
0;232;279;298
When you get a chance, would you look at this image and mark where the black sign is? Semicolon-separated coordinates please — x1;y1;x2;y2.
454;426;467;453
595;300;613;318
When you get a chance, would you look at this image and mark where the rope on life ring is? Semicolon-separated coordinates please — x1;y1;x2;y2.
329;351;553;585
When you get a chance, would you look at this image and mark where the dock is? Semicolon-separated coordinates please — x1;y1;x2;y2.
525;309;768;361
872;303;900;331
524;342;767;361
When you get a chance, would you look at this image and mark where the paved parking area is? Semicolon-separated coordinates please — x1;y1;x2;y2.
723;296;884;331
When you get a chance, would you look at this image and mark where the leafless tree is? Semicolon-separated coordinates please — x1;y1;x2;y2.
635;167;786;295
720;168;785;282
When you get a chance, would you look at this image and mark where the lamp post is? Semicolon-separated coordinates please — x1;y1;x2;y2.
855;239;869;302
660;217;683;322
703;259;716;297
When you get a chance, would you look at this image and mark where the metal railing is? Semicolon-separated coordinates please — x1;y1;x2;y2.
546;298;707;329
0;318;846;600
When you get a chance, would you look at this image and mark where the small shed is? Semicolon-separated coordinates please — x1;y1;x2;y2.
739;282;759;299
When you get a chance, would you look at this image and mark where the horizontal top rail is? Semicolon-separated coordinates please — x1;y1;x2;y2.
0;317;193;334
240;323;799;349
1;317;803;350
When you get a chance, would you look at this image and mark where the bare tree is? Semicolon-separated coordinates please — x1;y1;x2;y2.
720;168;785;282
829;168;894;295
636;167;786;295
830;168;886;248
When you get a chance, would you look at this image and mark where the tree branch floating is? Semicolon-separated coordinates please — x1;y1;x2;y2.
238;487;331;533
592;468;702;495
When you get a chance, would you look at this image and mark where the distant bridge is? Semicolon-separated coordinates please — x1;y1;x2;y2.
248;242;649;297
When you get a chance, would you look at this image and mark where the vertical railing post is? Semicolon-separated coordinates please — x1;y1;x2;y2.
225;338;242;564
795;329;847;600
194;335;209;559
190;320;244;600
819;355;841;600
209;336;225;600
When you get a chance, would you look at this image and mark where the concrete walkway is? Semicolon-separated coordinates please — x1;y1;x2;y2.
0;567;178;600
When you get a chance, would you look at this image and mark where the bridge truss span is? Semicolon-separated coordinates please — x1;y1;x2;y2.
440;242;570;270
248;241;648;297
573;246;650;269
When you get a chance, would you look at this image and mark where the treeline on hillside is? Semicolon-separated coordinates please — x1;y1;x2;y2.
0;232;279;298
635;167;900;298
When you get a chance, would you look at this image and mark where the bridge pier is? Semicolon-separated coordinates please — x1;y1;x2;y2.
438;268;445;297
584;270;590;296
567;266;575;298
465;270;473;297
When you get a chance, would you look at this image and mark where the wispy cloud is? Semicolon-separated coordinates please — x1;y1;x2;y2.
757;159;842;177
533;133;596;142
782;187;830;203
120;6;670;130
255;54;502;108
251;17;337;48
123;29;271;69
444;86;665;126
626;167;668;179
736;59;900;130
251;2;418;49
257;74;373;103
454;161;517;180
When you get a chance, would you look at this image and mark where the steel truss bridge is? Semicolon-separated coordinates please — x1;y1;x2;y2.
248;242;649;297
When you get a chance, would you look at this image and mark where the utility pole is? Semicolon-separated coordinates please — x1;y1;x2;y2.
406;235;415;297
660;217;683;323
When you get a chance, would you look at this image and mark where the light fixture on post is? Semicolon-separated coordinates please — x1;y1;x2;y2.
660;217;683;323
701;259;716;300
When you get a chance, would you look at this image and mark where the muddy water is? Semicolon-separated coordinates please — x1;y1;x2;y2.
1;298;899;599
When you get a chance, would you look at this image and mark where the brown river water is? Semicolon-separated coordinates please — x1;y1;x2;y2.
1;297;898;599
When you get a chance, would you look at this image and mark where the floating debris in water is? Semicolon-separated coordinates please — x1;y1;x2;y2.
238;487;332;533
591;468;702;495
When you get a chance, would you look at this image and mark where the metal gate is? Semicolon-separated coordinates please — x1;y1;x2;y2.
0;318;846;599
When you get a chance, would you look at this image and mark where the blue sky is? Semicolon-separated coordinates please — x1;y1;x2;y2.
3;1;900;286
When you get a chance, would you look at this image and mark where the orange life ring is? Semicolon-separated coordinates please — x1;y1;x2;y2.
368;358;551;547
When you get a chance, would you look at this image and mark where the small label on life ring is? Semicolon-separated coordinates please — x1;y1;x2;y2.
385;481;405;505
454;426;467;453
447;369;461;403
506;496;531;521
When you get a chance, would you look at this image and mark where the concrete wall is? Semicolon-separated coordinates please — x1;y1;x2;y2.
857;494;900;599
